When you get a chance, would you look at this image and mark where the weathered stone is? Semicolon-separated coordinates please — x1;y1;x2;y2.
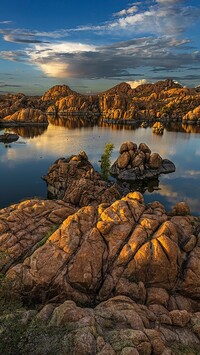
43;152;120;207
110;142;175;181
148;153;162;169
169;310;190;327
117;152;130;169
2;108;48;125
171;202;190;216
139;143;151;154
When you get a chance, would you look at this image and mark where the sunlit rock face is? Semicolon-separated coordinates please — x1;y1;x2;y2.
41;84;77;101
183;105;200;122
1;80;200;122
0;199;77;273
110;141;175;181
0;93;47;119
2;108;48;125
2;191;199;311
0;147;200;353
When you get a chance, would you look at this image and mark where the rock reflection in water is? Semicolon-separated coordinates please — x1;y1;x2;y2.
101;121;142;130
118;178;160;196
7;125;48;138
161;122;200;134
48;115;99;129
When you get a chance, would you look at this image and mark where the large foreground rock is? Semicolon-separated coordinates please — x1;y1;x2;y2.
1;192;200;353
1;192;199;311
110;142;175;181
0;199;76;273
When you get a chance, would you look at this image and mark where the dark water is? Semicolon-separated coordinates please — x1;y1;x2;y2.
0;118;200;215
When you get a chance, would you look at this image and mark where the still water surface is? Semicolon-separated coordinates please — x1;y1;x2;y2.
0;118;200;215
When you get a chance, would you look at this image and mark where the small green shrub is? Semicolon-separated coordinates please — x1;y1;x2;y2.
36;224;59;249
100;143;114;180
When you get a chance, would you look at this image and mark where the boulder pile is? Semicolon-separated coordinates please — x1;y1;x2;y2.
110;141;175;181
43;151;120;207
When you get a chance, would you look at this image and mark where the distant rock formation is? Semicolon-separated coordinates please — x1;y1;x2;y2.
1;108;48;125
152;122;164;134
42;84;77;102
0;93;47;119
110;141;175;181
1;79;200;123
183;105;200;122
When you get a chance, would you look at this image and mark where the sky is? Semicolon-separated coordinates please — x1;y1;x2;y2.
0;0;200;95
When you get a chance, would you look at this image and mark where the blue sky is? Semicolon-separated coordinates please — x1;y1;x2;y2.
0;0;200;95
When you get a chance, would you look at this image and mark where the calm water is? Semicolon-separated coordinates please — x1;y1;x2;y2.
0;118;200;215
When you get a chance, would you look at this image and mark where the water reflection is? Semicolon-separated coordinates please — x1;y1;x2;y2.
118;178;161;195
47;115;99;129
0;121;200;215
6;125;48;138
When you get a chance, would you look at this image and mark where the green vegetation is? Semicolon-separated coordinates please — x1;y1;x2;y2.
100;143;114;180
36;224;59;249
172;342;200;355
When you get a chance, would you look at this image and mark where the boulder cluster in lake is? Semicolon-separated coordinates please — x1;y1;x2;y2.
1;79;200;124
0;149;200;354
110;141;175;181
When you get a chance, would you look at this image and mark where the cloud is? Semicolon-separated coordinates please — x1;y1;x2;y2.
126;79;148;88
0;28;69;44
0;1;199;83
0;21;12;24
113;5;139;17
3;34;49;44
69;1;199;37
0;36;200;80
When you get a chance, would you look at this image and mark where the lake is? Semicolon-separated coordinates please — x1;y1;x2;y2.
0;117;200;215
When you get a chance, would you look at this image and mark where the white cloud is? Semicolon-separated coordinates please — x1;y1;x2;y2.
0;21;12;25
126;79;147;88
69;1;199;37
28;42;96;78
113;6;139;17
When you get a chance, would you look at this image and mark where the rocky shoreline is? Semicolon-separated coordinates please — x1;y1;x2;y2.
1;79;200;124
0;144;200;354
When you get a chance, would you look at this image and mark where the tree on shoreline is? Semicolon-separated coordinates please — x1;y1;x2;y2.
100;143;114;180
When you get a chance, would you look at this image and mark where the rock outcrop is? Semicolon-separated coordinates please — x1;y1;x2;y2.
1;192;199;308
1;79;200;122
110;142;175;181
183;105;200;122
0;147;200;353
152;122;164;134
0;199;77;273
1;295;200;354
0;93;47;119
0;193;200;353
0;132;19;143
43;151;121;207
1;108;48;125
